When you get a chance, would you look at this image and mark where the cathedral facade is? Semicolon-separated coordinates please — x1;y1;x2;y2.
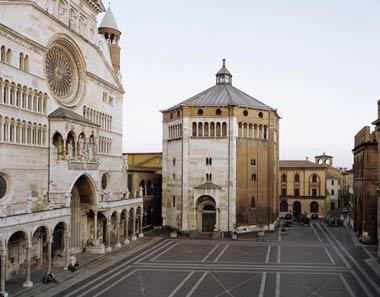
0;0;142;294
162;60;280;237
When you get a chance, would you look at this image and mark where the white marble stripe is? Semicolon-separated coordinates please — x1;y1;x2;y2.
259;272;267;297
185;271;208;297
63;239;172;297
151;242;179;261
214;244;230;262
265;246;271;263
168;271;195;297
202;244;220;262
324;247;336;265
275;272;280;297
311;222;323;243
339;273;356;297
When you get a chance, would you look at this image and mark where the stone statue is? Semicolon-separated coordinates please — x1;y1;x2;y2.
67;140;73;159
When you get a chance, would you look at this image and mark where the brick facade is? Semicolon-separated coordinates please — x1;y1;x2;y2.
352;126;378;243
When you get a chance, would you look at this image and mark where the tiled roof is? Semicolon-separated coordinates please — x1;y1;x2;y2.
280;160;327;169
164;84;273;112
48;108;97;126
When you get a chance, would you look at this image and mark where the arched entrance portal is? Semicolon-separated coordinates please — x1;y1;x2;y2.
196;196;216;233
293;201;302;218
71;175;96;252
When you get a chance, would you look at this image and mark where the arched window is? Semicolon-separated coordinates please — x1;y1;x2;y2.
294;174;300;183
248;124;253;138
24;55;29;72
139;180;145;196
192;122;197;137
222;122;227;137
251;197;256;209
216;122;221;137
281;174;287;183
204;122;209;137
19;53;24;70
264;125;268;140
210;122;215;137
6;48;11;64
312;174;318;183
53;132;64;160
280;200;288;212
0;46;5;62
198;122;203;137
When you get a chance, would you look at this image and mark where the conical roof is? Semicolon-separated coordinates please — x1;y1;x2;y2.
99;7;120;33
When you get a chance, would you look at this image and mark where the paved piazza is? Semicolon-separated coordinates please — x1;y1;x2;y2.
47;222;380;297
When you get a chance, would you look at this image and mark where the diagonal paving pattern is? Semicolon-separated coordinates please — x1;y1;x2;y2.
49;221;380;297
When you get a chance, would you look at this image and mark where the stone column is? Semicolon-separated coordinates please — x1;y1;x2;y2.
64;232;70;270
115;216;121;248
124;214;130;244
139;215;144;238
214;208;220;231
47;236;53;274
94;211;98;241
0;249;8;297
131;210;137;241
23;243;33;288
105;220;112;252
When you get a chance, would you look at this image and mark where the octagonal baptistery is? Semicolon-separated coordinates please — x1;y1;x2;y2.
162;60;280;237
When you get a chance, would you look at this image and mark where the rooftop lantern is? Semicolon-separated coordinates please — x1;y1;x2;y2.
216;59;232;85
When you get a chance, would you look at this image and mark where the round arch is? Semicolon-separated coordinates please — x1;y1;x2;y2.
280;200;288;212
310;201;319;213
7;231;29;277
293;201;302;217
196;196;216;233
70;174;97;251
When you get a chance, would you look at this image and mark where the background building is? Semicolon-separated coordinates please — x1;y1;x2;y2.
124;152;162;228
352;126;378;243
315;153;345;211
279;159;327;218
161;60;280;237
0;1;142;294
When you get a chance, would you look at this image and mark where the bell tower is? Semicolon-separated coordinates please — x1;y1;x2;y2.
98;6;122;75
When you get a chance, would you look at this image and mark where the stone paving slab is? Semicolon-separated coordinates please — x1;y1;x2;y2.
11;222;379;297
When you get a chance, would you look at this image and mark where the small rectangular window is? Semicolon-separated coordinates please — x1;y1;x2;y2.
312;188;317;197
172;195;176;208
173;158;176;166
281;188;287;196
331;189;335;195
294;188;300;196
251;174;256;181
250;159;256;167
331;180;334;185
173;173;176;180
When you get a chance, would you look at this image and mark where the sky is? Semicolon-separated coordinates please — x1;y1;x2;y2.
102;0;380;169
